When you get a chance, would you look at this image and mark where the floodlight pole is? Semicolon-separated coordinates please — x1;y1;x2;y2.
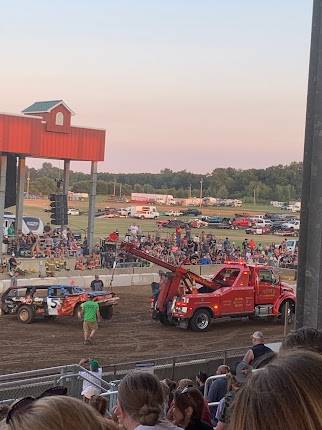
87;161;97;252
15;156;26;235
296;0;322;329
0;155;7;262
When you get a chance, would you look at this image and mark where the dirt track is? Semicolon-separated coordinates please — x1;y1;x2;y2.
0;285;285;373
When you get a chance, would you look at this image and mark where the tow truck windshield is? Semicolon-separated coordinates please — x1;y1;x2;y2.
212;268;240;288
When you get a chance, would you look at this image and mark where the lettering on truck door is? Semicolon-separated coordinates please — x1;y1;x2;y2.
216;268;254;315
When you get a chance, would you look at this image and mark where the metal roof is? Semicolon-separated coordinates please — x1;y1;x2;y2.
22;100;64;113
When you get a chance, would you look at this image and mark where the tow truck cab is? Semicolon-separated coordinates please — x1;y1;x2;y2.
164;263;295;331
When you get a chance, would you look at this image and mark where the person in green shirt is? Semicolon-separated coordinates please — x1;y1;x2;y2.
81;298;101;345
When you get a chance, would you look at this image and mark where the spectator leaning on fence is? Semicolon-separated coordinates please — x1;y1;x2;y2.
242;331;273;366
79;358;103;401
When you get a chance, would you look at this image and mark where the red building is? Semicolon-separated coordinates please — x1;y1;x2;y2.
0;100;106;252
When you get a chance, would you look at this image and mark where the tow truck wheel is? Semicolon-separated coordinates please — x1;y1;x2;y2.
190;309;211;331
280;301;295;325
17;306;33;324
159;313;171;326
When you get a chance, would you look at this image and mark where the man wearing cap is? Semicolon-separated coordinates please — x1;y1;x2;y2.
242;331;273;365
79;358;103;402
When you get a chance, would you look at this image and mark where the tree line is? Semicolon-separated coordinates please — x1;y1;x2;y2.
26;162;303;203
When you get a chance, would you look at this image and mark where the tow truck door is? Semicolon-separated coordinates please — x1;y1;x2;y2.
216;268;254;315
255;268;280;305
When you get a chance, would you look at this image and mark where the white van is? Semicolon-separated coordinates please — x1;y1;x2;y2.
3;215;44;236
130;206;160;219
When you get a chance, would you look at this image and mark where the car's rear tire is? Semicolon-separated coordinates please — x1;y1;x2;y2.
17;306;34;324
190;309;211;331
74;304;82;320
100;306;113;320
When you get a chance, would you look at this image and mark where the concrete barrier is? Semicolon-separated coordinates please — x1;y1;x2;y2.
0;262;297;295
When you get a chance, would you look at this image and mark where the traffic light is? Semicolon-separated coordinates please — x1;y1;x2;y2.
49;194;68;225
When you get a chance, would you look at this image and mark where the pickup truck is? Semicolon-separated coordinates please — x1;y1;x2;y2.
231;217;252;229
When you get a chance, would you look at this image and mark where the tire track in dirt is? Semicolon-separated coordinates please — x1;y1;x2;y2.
0;285;284;373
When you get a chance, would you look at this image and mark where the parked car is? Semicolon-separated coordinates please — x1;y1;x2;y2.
189;219;208;229
206;216;232;229
231;217;252;229
117;208;129;217
165;211;183;217
1;285;119;324
159;220;188;229
246;226;272;235
251;219;273;229
281;220;300;231
182;208;202;216
67;208;80;216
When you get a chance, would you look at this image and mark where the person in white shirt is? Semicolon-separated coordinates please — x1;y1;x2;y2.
79;358;102;401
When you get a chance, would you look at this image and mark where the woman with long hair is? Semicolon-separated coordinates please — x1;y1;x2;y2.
0;395;117;430
172;388;212;430
228;351;322;430
115;372;181;430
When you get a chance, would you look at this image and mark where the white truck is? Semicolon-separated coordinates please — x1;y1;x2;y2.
130;206;159;219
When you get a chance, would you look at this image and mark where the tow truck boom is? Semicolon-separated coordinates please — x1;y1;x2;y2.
120;242;217;290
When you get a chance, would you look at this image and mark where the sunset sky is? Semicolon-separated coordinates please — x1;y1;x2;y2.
0;1;312;173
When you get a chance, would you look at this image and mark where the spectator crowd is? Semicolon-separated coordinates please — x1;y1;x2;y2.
117;224;298;269
2;222;298;278
0;327;321;430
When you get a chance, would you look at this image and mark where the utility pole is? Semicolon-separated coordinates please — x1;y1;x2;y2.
26;171;30;198
119;183;122;198
296;0;322;329
113;178;116;197
199;178;203;208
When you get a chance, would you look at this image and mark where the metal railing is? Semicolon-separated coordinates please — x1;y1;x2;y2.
0;342;282;410
0;364;115;407
204;374;226;407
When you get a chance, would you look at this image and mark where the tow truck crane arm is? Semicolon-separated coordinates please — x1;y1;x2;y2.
120;242;218;290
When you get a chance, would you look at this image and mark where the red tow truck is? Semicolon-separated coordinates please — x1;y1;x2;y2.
121;243;296;331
